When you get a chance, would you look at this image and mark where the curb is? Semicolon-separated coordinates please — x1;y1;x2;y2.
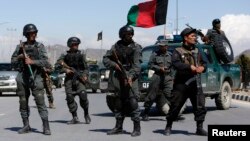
232;93;250;102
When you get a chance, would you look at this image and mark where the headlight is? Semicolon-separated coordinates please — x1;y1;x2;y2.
105;70;110;79
148;69;155;78
100;75;105;79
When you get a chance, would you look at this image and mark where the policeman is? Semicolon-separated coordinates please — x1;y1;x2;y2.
103;25;142;137
202;18;226;44
55;37;91;124
142;40;174;121
164;28;208;136
11;24;51;135
43;63;55;109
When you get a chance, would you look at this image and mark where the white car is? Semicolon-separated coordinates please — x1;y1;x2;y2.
0;63;18;96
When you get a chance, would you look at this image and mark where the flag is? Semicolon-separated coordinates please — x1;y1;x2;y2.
97;31;102;41
127;0;168;28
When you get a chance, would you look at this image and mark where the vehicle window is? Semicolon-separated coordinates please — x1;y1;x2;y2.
89;65;99;72
142;47;156;62
0;64;12;71
202;48;213;64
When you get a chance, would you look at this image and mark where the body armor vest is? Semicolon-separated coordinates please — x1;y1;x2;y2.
64;51;85;70
114;43;135;70
18;42;41;72
175;47;198;66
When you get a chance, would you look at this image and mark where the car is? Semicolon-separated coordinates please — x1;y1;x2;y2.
0;63;18;96
86;64;100;93
50;70;64;88
99;67;109;93
139;34;241;110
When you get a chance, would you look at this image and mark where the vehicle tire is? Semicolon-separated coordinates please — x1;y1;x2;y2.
213;34;234;64
92;89;97;93
215;81;232;110
106;93;116;113
0;92;2;96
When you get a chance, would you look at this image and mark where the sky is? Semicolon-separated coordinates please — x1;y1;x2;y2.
0;0;250;62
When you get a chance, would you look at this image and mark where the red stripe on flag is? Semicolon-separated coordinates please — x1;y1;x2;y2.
136;0;157;28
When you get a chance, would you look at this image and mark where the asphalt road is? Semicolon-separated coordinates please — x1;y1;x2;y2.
0;88;250;141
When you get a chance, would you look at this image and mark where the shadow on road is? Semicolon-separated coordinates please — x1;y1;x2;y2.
92;112;114;117
49;120;85;124
153;129;195;136
5;127;42;134
89;129;130;135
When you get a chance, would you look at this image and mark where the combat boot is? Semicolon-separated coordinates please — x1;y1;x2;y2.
107;118;124;135
49;102;55;109
67;116;80;124
42;119;51;135
84;114;91;124
18;117;31;134
131;121;141;137
196;121;208;136
164;120;173;136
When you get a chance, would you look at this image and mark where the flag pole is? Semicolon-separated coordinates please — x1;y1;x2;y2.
163;23;166;40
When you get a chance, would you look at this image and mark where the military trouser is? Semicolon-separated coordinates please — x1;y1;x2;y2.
113;96;140;122
144;74;173;110
16;73;48;120
64;78;89;114
166;82;207;122
111;74;140;122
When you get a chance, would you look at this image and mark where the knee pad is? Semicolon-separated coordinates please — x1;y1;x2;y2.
34;93;45;104
79;91;87;101
161;103;170;115
66;94;75;104
129;98;139;111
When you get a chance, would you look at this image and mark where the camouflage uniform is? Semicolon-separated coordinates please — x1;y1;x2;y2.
11;41;51;135
142;45;174;120
42;63;55;109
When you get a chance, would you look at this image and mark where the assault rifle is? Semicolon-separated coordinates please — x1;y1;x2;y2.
42;67;53;94
112;50;135;94
19;40;35;85
185;23;205;38
59;61;88;85
192;51;204;108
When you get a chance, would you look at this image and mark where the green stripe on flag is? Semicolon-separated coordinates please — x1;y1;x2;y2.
127;5;139;26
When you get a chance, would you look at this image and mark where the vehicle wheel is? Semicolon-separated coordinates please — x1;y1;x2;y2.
106;94;116;113
0;92;2;96
92;89;97;93
213;34;234;64
215;81;232;110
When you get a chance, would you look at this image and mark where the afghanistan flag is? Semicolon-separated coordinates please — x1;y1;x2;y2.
127;0;168;28
97;31;102;41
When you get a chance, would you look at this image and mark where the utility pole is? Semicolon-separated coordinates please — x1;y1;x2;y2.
176;0;179;35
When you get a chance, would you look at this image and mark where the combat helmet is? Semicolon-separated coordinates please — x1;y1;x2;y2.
119;25;134;39
67;37;81;47
23;24;38;36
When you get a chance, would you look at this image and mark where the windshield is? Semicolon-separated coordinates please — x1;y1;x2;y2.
0;63;13;71
89;65;99;72
142;46;157;62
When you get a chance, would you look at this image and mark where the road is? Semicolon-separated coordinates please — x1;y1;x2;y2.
0;88;250;141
